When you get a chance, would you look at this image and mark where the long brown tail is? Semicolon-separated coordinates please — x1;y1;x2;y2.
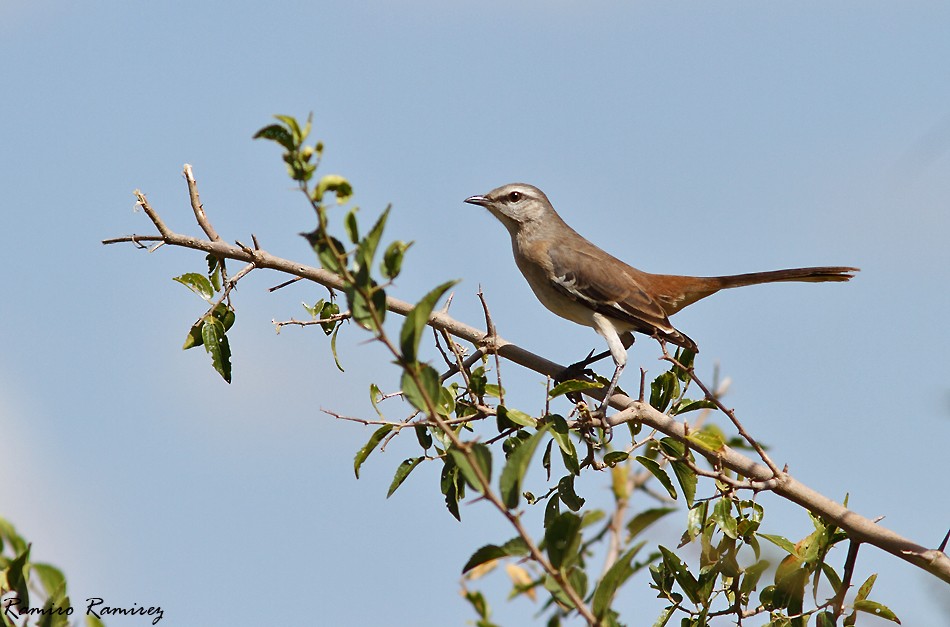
713;266;859;289
650;266;859;316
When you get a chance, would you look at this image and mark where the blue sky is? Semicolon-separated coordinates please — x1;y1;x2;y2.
2;1;949;625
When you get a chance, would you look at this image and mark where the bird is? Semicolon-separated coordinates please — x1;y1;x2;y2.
464;182;858;414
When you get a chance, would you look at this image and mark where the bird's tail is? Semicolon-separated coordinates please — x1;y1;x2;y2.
712;266;859;289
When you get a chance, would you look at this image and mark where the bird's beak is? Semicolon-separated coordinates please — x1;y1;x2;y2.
464;195;489;207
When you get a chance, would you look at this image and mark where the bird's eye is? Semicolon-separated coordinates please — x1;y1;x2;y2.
507;191;522;202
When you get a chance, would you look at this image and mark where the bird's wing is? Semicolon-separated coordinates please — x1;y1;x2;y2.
547;243;697;350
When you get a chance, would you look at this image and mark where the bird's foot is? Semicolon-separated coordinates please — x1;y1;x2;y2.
555;352;601;404
555;353;598;386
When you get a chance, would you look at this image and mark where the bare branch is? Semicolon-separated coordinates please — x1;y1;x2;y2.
183;164;222;242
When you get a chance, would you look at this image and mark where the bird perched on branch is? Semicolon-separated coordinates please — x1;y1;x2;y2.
464;183;858;414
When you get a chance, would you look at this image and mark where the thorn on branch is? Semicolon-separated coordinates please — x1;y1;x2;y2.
268;276;305;292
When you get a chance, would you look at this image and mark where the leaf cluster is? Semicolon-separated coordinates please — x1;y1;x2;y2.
0;517;105;627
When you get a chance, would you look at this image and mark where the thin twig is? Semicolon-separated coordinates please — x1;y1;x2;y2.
833;539;861;620
662;347;783;480
477;287;504;407
268;276;305;292
183;164;221;243
273;313;351;333
101;234;163;246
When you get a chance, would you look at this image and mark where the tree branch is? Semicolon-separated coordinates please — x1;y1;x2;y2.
103;191;950;587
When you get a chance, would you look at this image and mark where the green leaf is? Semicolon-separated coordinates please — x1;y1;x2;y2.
651;605;676;627
354;425;393;478
686;429;726;453
548;414;579;476
206;254;222;292
401;364;442;414
544;494;561;528
669;460;697;507
463;588;489;621
302;299;324;319
603;451;629;467
319;300;341;335
566;567;588;603
740;559;771;596
483;383;503;398
6;544;32;614
414;424;432;450
683;501;707;544
313;174;353;204
543;571;582;610
544;512;583;570
820;562;842;595
303;231;348;274
399;280;458;364
344;207;360;244
760;534;798;555
497;406;537;429
381;240;413;280
468;366;487;398
183;319;205;350
201;317;232;383
273;115;301;143
855;573;876;602
462;538;530;573
448;444;492;494
345;284;386;332
329;323;344;371
626;507;676;540
253;123;295;151
210;302;235;330
592;541;646;619
816;611;836;627
671;348;696;382
186;305;235;352
557;475;586;511
658;545;699;604
173;272;215;300
711;498;738;539
31;563;66;597
85;615;107;627
387;457;424;497
499;425;549;509
440;460;462;521
368;384;384;418
772;562;807;612
650;371;679;412
549;379;603;399
541;438;554;480
437;385;455;417
672;398;717;415
356;205;389;272
635;456;677;500
853;600;900;623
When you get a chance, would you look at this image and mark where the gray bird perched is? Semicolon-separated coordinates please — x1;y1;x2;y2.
465;183;858;414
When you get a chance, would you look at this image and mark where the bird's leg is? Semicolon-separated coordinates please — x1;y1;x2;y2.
586;319;634;443
594;361;624;443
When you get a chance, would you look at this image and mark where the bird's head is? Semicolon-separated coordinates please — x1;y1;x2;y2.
464;183;554;235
